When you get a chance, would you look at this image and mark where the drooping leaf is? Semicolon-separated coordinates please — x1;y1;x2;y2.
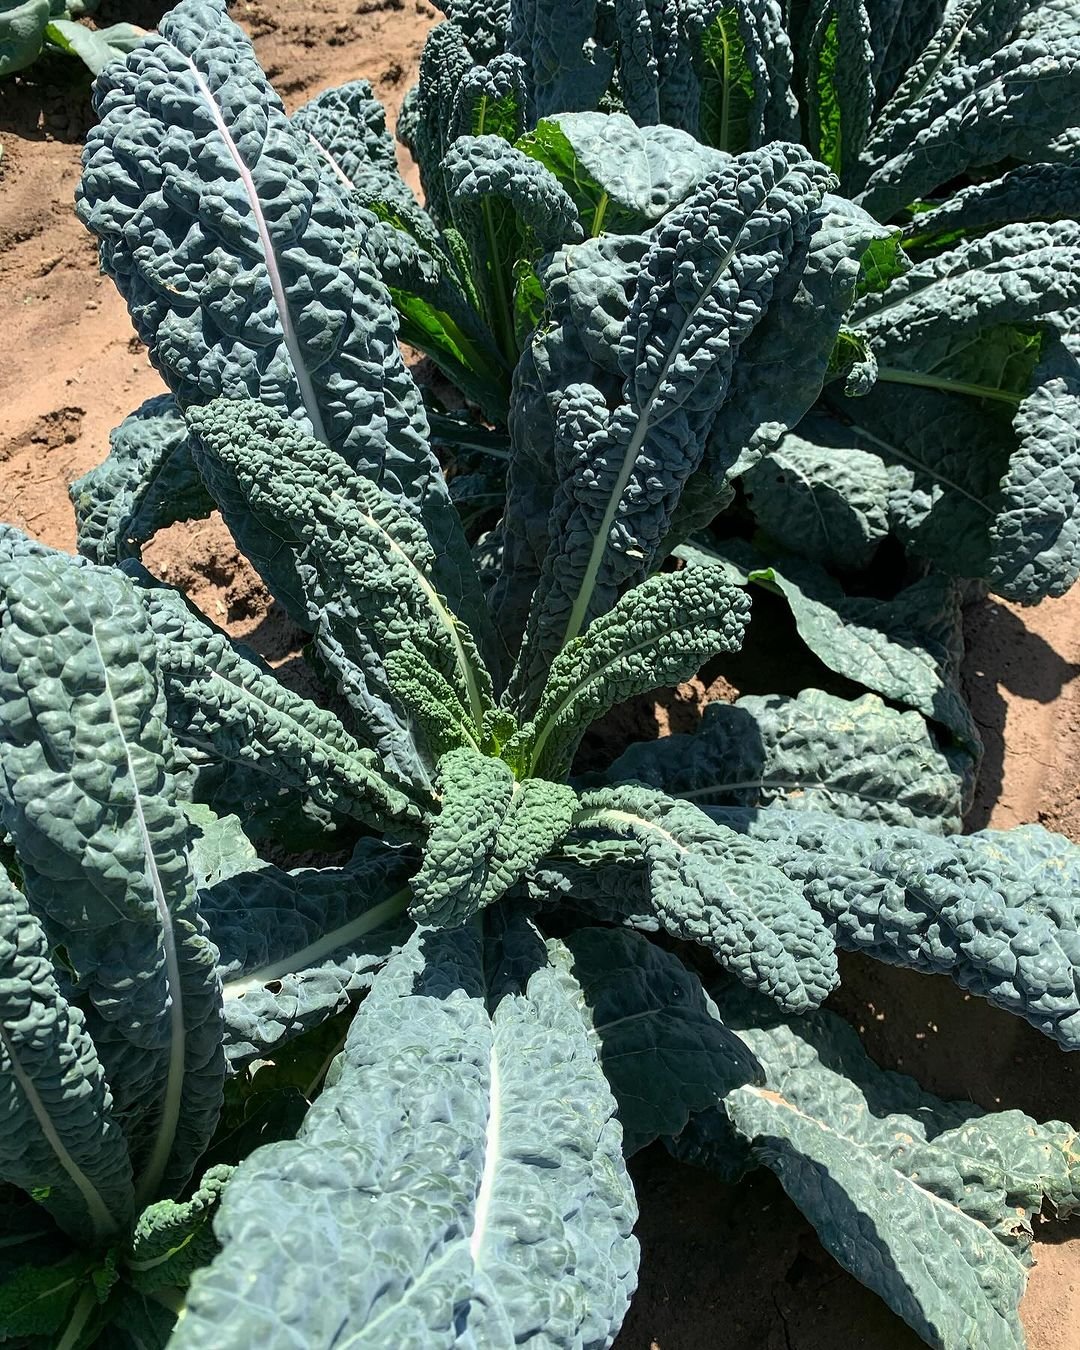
685;538;980;758
905;162;1080;252
69;394;212;565
709;806;1080;1050
517;112;730;233
741;429;892;569
699;981;1080;1349
203;838;415;1068
570;784;838;1012
857;30;1080;220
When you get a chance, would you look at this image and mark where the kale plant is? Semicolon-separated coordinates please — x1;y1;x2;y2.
381;0;1080;609
1;1;1079;1347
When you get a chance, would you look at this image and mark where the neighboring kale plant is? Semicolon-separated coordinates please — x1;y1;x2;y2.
0;0;1073;1345
378;0;1080;609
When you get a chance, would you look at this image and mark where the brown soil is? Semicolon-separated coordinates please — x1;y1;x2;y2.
2;4;1079;1347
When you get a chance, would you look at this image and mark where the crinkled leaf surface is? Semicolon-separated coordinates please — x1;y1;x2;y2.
571;784;837;1011
0;549;223;1205
709;806;1080;1049
135;575;429;831
77;0;478;617
174;924;639;1349
203;839;415;1068
508;143;836;706
410;747;576;926
606;687;964;831
522;565;750;778
187;398;492;787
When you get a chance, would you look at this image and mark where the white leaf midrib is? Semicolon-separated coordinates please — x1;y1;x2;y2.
180;54;328;446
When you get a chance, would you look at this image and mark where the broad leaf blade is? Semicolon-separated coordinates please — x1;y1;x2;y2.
606;688;965;830
173;925;639;1347
551;926;762;1155
0;549;224;1205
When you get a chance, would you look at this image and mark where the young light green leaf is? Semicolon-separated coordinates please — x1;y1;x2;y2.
805;0;875;176
127;1164;233;1293
410;748;576;926
522;566;750;779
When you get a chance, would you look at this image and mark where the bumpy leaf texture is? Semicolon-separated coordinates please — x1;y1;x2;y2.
0;548;223;1205
204;839;416;1067
521;564;750;779
570;783;838;1011
551;925;762;1155
291;79;416;210
606;687;966;831
833;221;1080;600
506;143;837;707
134;574;430;831
76;0;478;618
174;924;639;1348
710;806;1080;1049
411;747;577;926
186;398;492;787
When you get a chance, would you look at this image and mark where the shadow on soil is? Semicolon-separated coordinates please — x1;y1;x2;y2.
617;953;1080;1349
